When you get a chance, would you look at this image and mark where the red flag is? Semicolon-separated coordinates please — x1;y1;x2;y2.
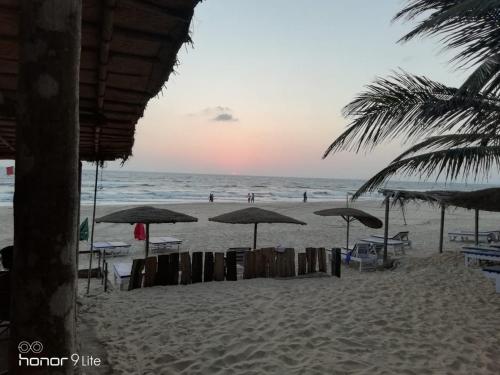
134;223;146;241
6;166;14;176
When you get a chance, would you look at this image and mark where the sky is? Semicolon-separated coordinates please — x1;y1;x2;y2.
0;0;476;179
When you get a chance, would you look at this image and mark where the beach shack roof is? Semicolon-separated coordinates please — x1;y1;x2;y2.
0;0;200;161
381;188;500;212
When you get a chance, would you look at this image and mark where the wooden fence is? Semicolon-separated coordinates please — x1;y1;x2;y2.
128;247;328;291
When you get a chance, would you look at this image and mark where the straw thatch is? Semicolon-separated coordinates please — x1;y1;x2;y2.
209;207;306;225
314;207;383;229
0;0;200;161
381;188;500;212
96;206;198;224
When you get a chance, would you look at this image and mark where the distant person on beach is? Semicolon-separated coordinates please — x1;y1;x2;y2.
247;193;251;203
303;191;307;203
251;193;255;203
209;193;214;203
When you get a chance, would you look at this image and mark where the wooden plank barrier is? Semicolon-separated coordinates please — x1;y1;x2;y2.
310;248;317;273
318;248;327;273
168;253;179;285
262;247;275;277
226;251;237;281
306;248;313;273
204;252;214;282
128;258;145;291
156;254;170;286
192;252;203;283
243;251;251;279
298;253;306;275
255;249;265;277
143;256;157;287
214;252;225;281
180;252;191;285
287;248;296;277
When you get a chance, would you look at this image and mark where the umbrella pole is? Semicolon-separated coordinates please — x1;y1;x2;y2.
346;218;350;249
383;196;390;265
439;205;445;253
145;223;150;258
474;209;479;245
87;162;99;295
253;223;257;249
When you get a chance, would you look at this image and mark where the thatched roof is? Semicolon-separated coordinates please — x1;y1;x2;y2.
0;0;200;161
314;207;383;228
381;188;500;212
209;207;307;225
96;206;198;224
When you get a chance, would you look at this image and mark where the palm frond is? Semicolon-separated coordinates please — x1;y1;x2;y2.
394;0;500;67
459;55;500;95
323;71;500;158
352;145;500;200
392;134;500;162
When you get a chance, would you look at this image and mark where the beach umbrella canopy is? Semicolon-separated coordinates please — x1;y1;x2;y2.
209;207;306;249
314;207;383;249
96;206;198;257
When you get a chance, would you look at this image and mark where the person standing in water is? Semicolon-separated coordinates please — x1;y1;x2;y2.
251;193;255;203
303;191;307;203
247;193;251;203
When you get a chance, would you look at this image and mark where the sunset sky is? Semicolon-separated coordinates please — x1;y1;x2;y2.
1;0;471;179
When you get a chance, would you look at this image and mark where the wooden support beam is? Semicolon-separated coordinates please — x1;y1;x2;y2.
11;2;82;372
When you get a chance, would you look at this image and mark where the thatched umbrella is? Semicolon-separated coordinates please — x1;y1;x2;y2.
314;207;383;249
96;206;198;257
209;207;306;249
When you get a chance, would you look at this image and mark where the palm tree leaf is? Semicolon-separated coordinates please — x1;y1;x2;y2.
323;71;500;158
459;55;500;94
394;0;500;67
392;134;500;161
352;145;500;199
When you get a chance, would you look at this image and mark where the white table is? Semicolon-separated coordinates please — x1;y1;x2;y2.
149;237;182;252
112;262;132;290
483;266;500;293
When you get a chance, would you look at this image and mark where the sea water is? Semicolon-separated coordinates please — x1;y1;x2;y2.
0;169;495;206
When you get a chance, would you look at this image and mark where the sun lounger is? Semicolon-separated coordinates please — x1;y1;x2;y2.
149;236;182;253
461;246;500;267
341;243;378;272
448;231;497;243
482;266;500;293
360;237;405;256
370;231;411;248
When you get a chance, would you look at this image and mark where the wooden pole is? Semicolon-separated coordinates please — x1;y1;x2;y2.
12;0;82;371
253;223;258;249
145;223;150;258
87;162;99;294
383;196;390;264
439;205;445;254
475;209;479;245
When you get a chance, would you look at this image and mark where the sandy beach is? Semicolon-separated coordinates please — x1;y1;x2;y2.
3;200;499;374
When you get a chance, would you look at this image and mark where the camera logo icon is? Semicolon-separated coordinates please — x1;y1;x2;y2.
18;341;43;354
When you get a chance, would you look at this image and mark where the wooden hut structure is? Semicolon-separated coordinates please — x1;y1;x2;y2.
0;0;200;372
381;188;500;255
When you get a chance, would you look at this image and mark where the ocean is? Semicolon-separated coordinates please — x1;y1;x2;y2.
0;169;496;206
